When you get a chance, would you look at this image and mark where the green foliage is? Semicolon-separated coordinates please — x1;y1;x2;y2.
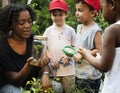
70;87;87;93
66;0;78;30
32;22;40;34
29;0;51;35
33;43;43;55
23;77;55;93
0;1;2;9
13;0;28;4
94;11;109;32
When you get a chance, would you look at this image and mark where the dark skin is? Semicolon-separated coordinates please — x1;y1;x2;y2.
6;10;33;86
78;0;120;72
4;10;51;88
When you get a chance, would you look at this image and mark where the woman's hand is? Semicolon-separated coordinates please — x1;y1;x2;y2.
27;57;41;67
73;53;82;62
41;73;52;90
27;57;49;67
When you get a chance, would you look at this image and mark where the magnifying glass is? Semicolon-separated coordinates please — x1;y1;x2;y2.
62;46;82;63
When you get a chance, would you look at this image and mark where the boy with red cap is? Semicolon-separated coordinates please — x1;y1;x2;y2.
73;0;102;92
43;0;76;93
78;0;120;93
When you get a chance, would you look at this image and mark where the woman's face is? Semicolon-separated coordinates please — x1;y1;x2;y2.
11;10;32;39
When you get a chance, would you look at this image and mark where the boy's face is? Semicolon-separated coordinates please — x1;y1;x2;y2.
51;9;66;27
75;2;95;23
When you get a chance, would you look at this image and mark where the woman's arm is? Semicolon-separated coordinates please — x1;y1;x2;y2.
5;57;42;86
41;64;52;90
5;61;33;86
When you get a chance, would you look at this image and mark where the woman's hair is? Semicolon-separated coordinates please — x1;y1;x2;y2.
0;4;36;37
75;0;94;11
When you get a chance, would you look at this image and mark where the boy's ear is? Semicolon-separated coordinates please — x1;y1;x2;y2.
91;10;97;17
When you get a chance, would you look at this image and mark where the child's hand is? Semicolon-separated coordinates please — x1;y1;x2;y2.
61;56;70;65
50;58;60;69
95;52;101;59
73;53;82;62
78;48;90;59
40;57;49;67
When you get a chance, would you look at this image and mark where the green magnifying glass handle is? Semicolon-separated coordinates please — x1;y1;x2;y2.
78;59;82;64
63;46;83;64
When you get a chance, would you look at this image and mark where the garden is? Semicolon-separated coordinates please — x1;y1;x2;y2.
0;0;109;93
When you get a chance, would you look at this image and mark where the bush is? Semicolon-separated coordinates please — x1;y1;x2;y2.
23;77;55;93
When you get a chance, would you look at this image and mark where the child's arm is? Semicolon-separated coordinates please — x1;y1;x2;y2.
46;50;60;69
91;31;102;56
90;49;99;56
46;50;52;61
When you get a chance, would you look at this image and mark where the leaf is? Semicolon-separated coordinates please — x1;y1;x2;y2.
32;77;36;82
24;90;31;93
26;81;31;85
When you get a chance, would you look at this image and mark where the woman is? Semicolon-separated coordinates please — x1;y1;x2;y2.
0;4;51;93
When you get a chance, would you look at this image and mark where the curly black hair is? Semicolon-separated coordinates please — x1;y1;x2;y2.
0;4;36;37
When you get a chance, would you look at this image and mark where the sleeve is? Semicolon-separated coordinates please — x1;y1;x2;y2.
76;24;82;33
0;58;5;74
0;55;12;73
0;41;12;73
88;24;102;49
75;24;82;42
43;27;51;49
43;27;50;36
71;28;76;46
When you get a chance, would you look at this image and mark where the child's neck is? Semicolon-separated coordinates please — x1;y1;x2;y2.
54;23;65;28
83;20;94;26
81;21;94;32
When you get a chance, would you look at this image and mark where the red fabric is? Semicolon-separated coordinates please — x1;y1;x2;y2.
49;0;68;12
84;0;100;12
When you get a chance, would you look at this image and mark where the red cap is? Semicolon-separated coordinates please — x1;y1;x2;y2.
84;0;100;12
49;0;68;12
